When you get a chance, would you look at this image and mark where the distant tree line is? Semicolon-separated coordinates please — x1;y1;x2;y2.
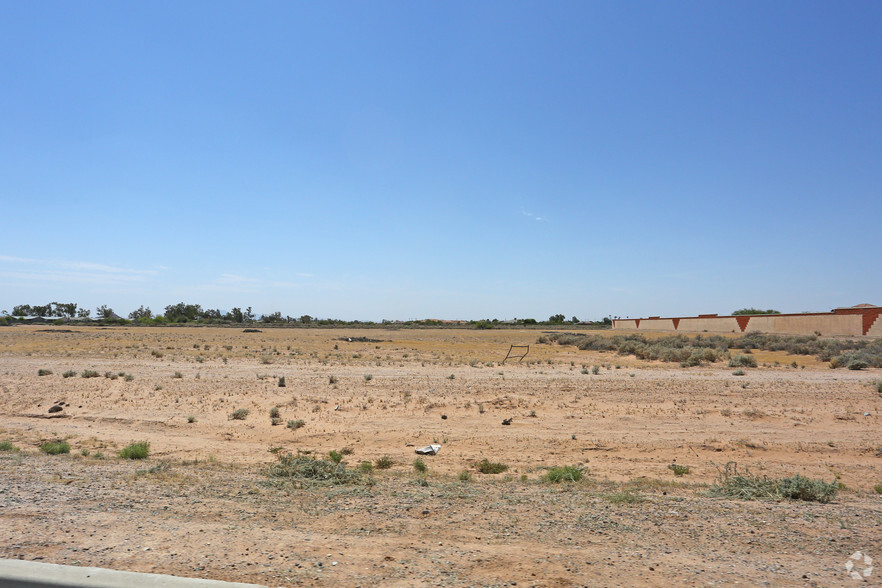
1;301;613;329
731;308;781;316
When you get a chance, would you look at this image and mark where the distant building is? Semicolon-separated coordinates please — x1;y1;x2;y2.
612;304;881;337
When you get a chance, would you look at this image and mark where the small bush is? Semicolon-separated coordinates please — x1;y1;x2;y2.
605;490;645;505
62;370;76;378
543;465;583;483
0;440;20;452
668;464;690;476
267;454;368;487
708;462;838;503
364;374;373;382
732;369;745;376
476;459;509;474
118;441;150;459
270;406;281;419
375;455;394;469
328;375;338;385
877;381;882;394
873;483;882;494
172;371;183;379
187;415;197;423
591;365;600;375
37;369;53;376
229;408;250;421
278;376;286;387
287;419;305;430
328;450;343;463
81;370;100;378
413;458;427;473
459;470;472;482
124;374;134;381
271;417;283;426
447;374;455;380
729;355;757;368
358;461;374;472
847;359;868;371
40;440;70;455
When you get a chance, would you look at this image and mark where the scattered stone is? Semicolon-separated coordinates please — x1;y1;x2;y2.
502;418;512;425
48;405;63;414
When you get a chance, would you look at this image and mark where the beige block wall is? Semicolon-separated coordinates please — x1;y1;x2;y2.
638;319;677;331
614;320;640;330
745;314;863;337
676;317;742;333
867;316;882;337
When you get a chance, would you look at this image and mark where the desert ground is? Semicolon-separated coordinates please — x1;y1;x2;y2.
1;325;880;586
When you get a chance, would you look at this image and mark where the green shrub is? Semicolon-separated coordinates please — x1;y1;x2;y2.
229;408;250;420
729;355;757;368
266;454;367;487
543;465;583;483
271;417;283;426
732;369;745;376
358;461;374;473
287;419;305;430
278;376;286;387
459;470;472;482
37;369;53;376
591;365;600;375
118;441;150;459
708;462;838;503
40;440;70;455
62;370;76;378
375;455;394;469
328;375;338;385
604;490;645;504
172;371;183;379
476;459;509;474
187;415;197;423
877;381;882;394
413;458;427;473
668;464;690;476
0;440;20;452
269;406;281;419
364;374;373;382
873;483;882;494
81;370;100;378
328;450;343;463
847;359;868;371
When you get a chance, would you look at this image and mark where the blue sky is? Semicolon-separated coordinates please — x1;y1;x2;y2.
1;1;880;321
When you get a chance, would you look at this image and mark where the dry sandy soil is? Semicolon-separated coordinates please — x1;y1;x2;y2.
1;325;880;586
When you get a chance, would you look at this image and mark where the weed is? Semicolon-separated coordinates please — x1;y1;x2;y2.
270;406;281;419
668;464;691;476
742;408;766;419
459;470;472;482
229;408;250;421
40;440;70;455
476;459;509;474
447;374;455;380
172;371;183;379
358;461;374;473
708;461;838;503
375;455;394;470
81;370;100;378
847;359;868;371
340;447;354;456
0;440;20;452
328;375;338;385
592;365;600;375
328;450;343;463
119;441;150;459
543;465;583;483
80;448;90;457
124;374;134;382
478;403;485;414
278;376;286;387
729;355;758;368
267;453;368;487
62;370;76;378
37;369;53;376
271;417;283;426
413;458;428;473
877;381;882;394
364;374;373;382
580;368;589;374
604;490;645;505
732;369;745;376
187;416;197;424
873;483;882;494
287;419;305;430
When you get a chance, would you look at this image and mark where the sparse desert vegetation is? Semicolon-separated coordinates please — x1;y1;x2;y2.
0;325;879;586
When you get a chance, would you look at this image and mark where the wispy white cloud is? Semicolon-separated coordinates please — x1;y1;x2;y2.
521;210;547;222
0;254;160;285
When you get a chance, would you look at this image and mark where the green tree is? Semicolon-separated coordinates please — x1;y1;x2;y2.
128;306;153;320
96;305;115;319
732;308;781;316
164;302;203;322
12;304;32;317
77;307;91;319
244;307;255;322
299;314;313;324
261;311;283;323
225;307;244;323
548;314;566;324
571;316;580;324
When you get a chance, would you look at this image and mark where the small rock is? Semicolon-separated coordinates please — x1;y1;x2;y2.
501;418;512;425
48;405;63;413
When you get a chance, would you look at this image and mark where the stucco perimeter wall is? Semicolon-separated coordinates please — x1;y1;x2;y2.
614;320;640;330
868;318;882;337
675;317;742;333
745;314;863;337
638;319;677;331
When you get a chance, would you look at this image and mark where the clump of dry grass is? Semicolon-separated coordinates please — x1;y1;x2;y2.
266;453;368;487
708;462;838;503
